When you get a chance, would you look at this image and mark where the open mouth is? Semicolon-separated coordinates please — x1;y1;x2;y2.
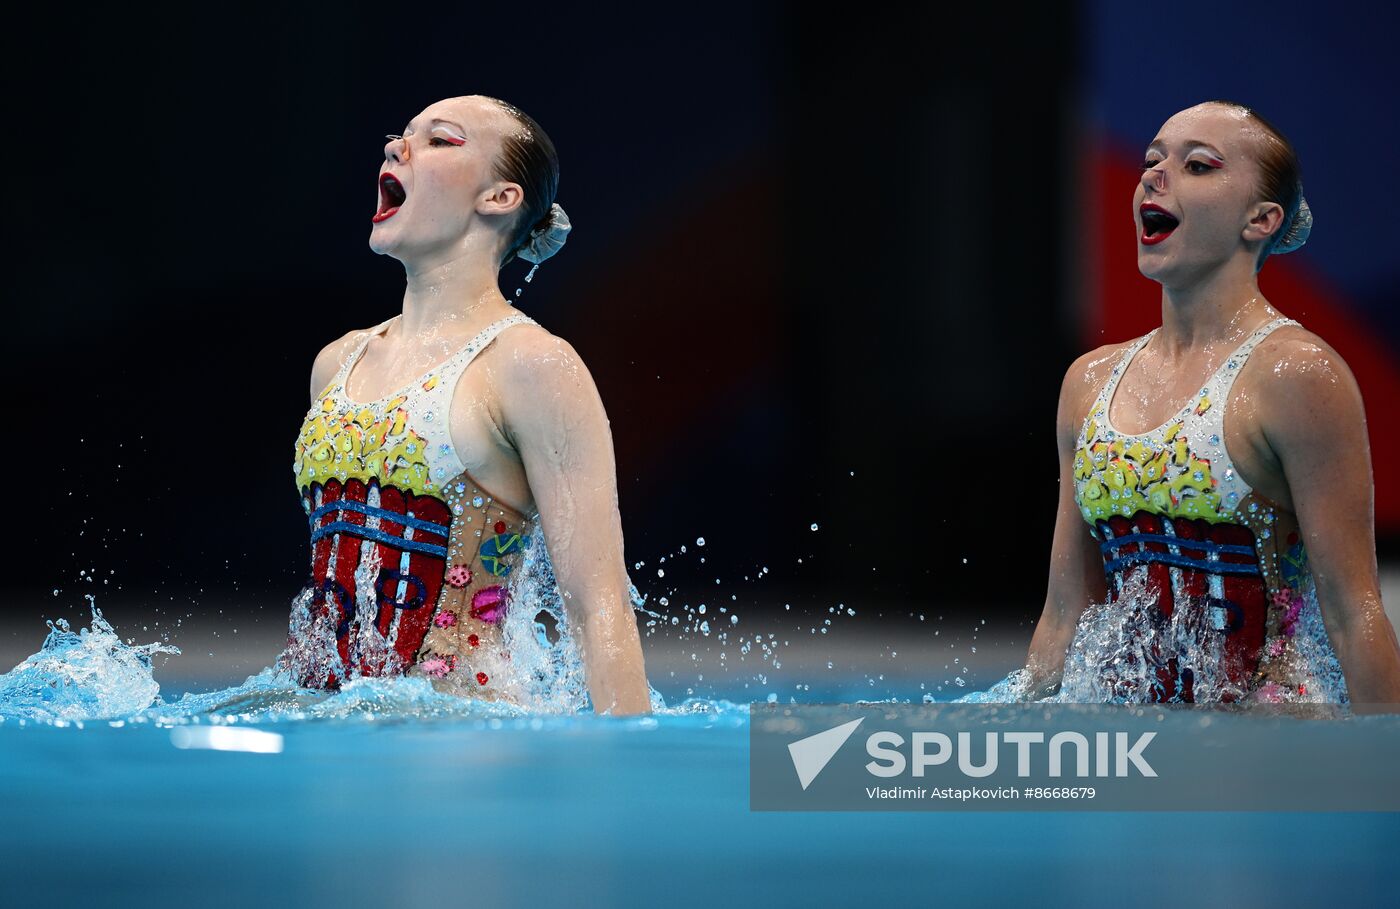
373;173;407;223
1140;203;1179;246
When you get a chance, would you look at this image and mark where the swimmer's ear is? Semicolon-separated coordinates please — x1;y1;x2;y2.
478;181;525;218
1243;200;1287;245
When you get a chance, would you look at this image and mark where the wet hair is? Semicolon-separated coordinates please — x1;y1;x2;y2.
476;96;560;268
1203;99;1306;270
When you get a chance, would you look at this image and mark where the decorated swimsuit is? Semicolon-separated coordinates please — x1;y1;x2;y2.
1073;316;1341;704
285;313;540;698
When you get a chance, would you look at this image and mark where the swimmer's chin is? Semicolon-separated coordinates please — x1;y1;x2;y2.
367;233;408;259
1135;257;1180;285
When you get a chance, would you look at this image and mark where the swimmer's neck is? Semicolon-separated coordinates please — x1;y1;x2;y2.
395;246;515;337
1154;263;1274;360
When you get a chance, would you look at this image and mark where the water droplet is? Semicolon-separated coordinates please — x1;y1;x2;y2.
810;523;819;531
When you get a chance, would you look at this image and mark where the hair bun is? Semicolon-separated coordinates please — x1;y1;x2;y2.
1272;193;1311;255
517;202;571;266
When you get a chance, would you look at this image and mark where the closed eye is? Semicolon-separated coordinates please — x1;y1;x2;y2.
1139;159;1215;174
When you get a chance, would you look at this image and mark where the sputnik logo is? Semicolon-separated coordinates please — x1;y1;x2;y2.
787;717;864;790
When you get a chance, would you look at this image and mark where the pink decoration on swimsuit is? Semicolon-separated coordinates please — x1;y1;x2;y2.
419;654;455;678
476;671;489;685
470;585;510;624
1267;638;1286;659
446;564;473;588
434;611;457;628
467;633;480;647
1272;588;1305;637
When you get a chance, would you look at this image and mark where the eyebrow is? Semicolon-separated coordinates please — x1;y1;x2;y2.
1147;139;1225;158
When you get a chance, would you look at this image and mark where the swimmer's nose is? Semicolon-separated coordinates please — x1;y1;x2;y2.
1141;162;1166;193
384;133;410;164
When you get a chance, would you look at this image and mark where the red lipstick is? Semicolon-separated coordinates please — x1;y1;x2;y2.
1139;202;1179;246
373;172;407;224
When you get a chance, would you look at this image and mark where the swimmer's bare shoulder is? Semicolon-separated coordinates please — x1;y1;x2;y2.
479;319;574;371
468;319;604;464
1060;336;1139;432
308;326;374;406
477;321;599;429
1245;323;1354;399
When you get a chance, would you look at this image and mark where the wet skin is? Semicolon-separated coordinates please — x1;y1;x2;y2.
1024;103;1400;711
308;95;651;715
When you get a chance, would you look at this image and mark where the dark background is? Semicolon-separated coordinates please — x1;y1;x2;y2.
5;3;1395;673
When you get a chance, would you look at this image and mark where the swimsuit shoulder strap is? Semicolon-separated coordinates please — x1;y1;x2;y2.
424;312;541;394
1090;329;1157;418
332;316;399;384
1205;316;1301;401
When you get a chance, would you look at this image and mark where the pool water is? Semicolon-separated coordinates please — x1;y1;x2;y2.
1;606;1396;907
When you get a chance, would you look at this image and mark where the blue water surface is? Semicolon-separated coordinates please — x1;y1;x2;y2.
1;606;1396;907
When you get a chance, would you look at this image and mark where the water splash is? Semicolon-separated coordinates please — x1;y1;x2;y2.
273;529;660;714
957;565;1349;707
495;529;594;713
0;524;684;726
0;597;180;722
1057;566;1235;702
0;595;716;727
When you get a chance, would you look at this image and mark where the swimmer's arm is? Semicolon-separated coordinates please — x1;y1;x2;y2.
1024;352;1109;699
1260;341;1400;713
494;331;652;716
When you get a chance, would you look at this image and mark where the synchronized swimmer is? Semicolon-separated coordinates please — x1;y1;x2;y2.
1022;100;1400;710
283;95;651;715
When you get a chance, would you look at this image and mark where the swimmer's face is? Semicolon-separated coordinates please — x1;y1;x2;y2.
369;96;524;265
1133;103;1287;286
